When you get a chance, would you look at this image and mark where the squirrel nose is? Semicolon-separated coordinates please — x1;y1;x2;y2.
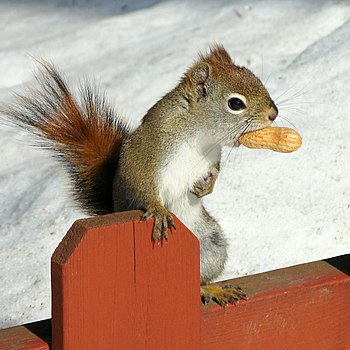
268;100;278;121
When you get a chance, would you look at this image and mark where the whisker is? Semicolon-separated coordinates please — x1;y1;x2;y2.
220;144;236;175
278;106;306;115
185;120;250;172
278;115;300;131
204;121;249;156
274;81;301;102
219;122;253;174
260;56;265;83
273;119;280;127
274;73;316;110
278;101;310;107
276;82;313;105
263;71;273;87
277;100;313;107
208;121;253;157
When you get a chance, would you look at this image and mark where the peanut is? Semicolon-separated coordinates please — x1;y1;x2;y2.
239;126;302;153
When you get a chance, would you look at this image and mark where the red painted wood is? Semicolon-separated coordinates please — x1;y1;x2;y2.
51;210;200;350
201;256;350;350
1;250;349;349
0;325;48;350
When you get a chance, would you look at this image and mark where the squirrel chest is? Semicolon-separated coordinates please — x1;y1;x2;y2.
158;137;221;230
159;138;220;200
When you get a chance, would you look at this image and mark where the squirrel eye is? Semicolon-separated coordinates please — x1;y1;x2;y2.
228;97;246;111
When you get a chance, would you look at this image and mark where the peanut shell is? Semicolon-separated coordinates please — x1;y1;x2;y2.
239;126;302;153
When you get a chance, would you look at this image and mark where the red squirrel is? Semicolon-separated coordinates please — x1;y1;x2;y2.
1;45;278;305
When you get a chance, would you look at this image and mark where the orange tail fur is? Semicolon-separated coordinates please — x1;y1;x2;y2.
1;62;130;214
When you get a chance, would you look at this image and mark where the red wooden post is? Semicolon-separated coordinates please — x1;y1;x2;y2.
201;256;350;350
51;210;201;350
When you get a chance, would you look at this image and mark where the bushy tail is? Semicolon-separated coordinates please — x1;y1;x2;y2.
1;62;130;215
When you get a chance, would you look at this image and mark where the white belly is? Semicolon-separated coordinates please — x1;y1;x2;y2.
158;141;221;232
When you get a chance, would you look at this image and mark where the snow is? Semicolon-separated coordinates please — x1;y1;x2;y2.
0;0;349;328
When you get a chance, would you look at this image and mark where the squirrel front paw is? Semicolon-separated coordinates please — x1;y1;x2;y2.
200;284;247;307
191;162;220;198
191;172;217;198
142;206;176;241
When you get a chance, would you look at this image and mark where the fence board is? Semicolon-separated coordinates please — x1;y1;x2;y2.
51;210;200;350
0;325;49;350
201;255;350;350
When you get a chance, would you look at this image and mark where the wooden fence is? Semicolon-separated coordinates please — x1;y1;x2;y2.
0;211;349;349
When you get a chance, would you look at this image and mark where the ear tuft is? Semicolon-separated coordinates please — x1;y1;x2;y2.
200;44;233;66
183;45;233;100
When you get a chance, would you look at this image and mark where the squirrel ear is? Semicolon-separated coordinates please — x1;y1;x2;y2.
188;62;211;100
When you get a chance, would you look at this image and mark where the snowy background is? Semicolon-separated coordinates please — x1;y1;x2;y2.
0;0;349;328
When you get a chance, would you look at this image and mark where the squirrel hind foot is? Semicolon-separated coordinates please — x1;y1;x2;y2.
201;284;247;307
142;206;176;241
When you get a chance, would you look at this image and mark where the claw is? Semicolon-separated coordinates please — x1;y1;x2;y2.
162;217;169;241
142;207;175;242
167;216;176;231
141;211;153;221
222;284;247;300
201;294;211;305
201;284;247;307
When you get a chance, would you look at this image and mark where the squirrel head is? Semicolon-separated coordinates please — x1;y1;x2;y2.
183;45;278;145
